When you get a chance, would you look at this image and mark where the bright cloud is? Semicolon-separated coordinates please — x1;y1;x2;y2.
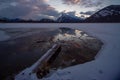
62;0;104;7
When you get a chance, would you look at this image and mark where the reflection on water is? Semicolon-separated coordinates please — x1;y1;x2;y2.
53;29;88;41
0;27;103;80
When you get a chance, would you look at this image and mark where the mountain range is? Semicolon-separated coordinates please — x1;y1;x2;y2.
0;5;120;23
57;13;83;23
86;5;120;22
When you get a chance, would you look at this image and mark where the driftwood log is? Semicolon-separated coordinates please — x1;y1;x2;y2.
31;44;61;78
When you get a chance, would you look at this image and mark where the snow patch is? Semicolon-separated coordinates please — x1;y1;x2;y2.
98;10;113;17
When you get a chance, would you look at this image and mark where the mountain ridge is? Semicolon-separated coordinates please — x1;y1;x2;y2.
0;5;120;23
85;5;120;22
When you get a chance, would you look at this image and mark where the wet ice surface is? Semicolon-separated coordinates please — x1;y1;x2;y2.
15;27;103;80
0;30;10;41
0;28;55;80
42;23;120;80
0;25;103;80
1;23;120;80
51;27;103;69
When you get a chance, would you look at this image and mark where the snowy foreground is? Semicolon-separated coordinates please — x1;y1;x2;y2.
0;23;120;80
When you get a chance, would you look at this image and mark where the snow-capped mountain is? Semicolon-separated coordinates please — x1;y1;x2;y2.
86;5;120;22
57;13;83;23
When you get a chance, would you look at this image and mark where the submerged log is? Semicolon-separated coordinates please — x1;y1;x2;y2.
15;44;61;80
32;44;61;73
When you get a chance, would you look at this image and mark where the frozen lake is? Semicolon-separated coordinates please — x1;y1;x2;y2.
0;23;120;41
0;23;120;28
0;23;120;80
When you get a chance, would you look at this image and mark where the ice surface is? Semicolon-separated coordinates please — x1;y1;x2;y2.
0;30;10;41
45;23;120;80
0;23;120;80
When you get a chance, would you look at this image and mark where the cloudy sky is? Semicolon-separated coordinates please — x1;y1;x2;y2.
0;0;120;20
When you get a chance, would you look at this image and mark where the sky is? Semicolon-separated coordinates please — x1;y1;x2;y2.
0;0;120;20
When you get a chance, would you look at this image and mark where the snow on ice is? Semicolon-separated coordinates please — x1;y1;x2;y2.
0;23;120;80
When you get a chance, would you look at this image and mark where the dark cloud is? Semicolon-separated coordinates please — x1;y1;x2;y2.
62;0;104;7
81;0;103;7
0;4;31;18
39;6;60;17
80;11;95;15
0;0;59;19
